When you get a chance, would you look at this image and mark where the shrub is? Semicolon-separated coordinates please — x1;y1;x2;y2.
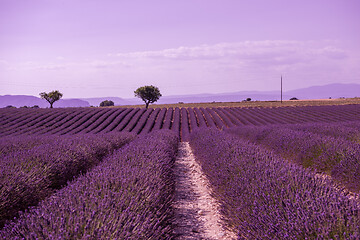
100;100;114;107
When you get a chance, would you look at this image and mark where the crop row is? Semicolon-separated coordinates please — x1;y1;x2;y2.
0;132;135;227
286;121;360;143
227;120;360;192
1;130;178;239
189;128;360;239
1;104;360;139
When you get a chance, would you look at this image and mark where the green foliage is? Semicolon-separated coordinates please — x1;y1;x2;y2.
39;90;63;108
290;97;299;100
246;97;252;101
134;85;162;109
100;100;114;107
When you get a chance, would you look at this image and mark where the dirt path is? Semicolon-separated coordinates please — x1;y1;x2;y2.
172;142;237;240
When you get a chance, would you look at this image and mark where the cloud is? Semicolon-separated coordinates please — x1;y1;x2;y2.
111;41;348;67
3;40;357;98
316;46;347;59
88;60;131;69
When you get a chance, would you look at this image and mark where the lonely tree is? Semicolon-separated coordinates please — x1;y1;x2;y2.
134;85;162;109
39;90;63;108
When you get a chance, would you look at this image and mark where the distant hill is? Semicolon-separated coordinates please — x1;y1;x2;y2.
153;83;360;104
1;83;359;108
0;95;90;108
286;83;360;99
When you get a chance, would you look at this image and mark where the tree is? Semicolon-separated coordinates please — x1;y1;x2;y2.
100;100;114;107
39;90;63;108
290;97;298;100
134;85;162;109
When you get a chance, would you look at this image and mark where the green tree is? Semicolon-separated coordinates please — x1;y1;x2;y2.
100;100;114;107
134;85;162;109
39;90;63;108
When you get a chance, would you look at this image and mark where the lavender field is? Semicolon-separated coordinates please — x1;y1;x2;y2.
0;104;360;239
1;104;360;139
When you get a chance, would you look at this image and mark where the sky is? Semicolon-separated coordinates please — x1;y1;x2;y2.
0;0;359;98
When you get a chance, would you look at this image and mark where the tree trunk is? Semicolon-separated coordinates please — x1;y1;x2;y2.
50;103;53;108
145;101;149;109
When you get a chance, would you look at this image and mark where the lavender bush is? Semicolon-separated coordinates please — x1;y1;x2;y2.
181;108;190;141
1;130;179;239
0;132;135;227
287;121;360;144
93;108;131;133
190;128;360;239
151;108;167;131
140;108;161;134
0;135;56;157
194;108;207;128
228;125;360;192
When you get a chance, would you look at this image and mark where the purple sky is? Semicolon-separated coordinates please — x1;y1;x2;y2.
1;0;359;98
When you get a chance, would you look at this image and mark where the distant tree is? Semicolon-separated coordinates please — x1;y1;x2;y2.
100;100;114;107
39;90;63;108
290;97;298;100
5;105;16;108
246;98;252;102
134;85;162;109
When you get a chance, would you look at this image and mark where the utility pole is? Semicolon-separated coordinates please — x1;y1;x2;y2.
281;75;283;103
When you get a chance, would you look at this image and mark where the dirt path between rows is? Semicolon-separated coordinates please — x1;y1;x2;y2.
172;142;237;240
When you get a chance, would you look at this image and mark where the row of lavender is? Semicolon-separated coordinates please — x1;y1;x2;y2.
0;133;135;228
189;128;360;239
1;104;360;139
227;120;360;192
1;130;179;239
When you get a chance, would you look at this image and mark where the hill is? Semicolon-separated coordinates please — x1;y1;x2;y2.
0;95;90;108
1;83;359;107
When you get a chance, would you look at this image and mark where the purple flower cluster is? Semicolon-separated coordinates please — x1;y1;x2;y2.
171;107;181;135
227;123;360;192
181;108;190;141
151;108;167;131
287;121;360;143
0;135;55;157
0;132;135;227
140;108;161;134
189;128;360;239
94;108;132;133
1;130;179;239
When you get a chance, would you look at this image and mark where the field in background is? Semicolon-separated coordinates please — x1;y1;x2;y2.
1;103;360;141
114;97;360;109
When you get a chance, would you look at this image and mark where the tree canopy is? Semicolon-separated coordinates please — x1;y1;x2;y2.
39;90;63;108
134;85;162;109
100;100;114;107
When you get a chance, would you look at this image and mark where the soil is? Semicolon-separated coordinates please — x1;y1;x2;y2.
172;142;237;240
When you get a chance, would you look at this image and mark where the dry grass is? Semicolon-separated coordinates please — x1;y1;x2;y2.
109;97;360;109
